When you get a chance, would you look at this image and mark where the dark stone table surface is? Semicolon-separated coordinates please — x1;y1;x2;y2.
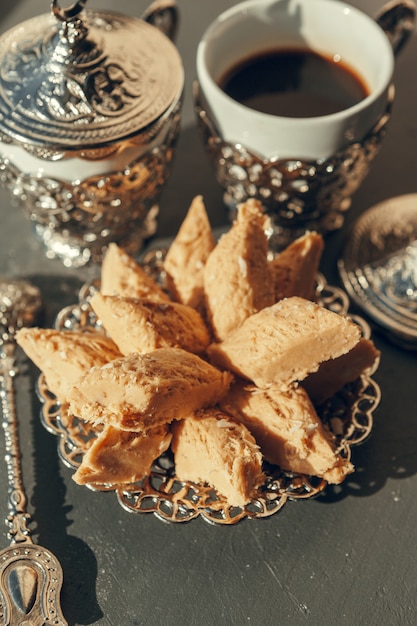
0;1;416;624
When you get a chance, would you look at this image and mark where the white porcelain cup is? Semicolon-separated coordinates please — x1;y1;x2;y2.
195;0;415;247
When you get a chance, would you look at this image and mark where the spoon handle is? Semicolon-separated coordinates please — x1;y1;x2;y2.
0;342;31;542
0;342;68;625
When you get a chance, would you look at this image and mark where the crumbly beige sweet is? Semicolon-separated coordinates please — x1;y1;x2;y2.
220;381;353;484
90;293;210;355
302;338;381;404
171;408;265;507
270;231;324;301
101;242;170;302
67;347;233;432
72;424;172;486
203;199;274;341
16;328;121;403
18;195;380;497
164;195;216;312
207;296;361;389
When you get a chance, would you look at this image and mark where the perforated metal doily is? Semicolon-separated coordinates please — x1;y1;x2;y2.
37;251;381;525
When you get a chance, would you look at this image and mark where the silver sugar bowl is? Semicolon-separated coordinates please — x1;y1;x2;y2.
0;0;184;267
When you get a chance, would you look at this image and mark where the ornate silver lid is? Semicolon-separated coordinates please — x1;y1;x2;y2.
339;194;417;349
0;0;183;151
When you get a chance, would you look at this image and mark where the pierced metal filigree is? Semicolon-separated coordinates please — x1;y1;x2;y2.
194;82;394;251
0;98;182;268
0;0;183;268
37;252;380;525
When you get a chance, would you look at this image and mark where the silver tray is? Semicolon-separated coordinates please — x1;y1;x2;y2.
37;249;381;525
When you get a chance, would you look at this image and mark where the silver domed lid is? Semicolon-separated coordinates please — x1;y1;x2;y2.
0;0;183;151
339;193;417;349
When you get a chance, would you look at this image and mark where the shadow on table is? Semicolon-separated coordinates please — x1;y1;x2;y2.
20;274;103;625
30;273;85;326
29;367;103;625
318;338;417;505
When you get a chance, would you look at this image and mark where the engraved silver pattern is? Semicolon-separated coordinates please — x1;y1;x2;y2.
37;251;381;526
0;280;67;625
0;3;182;147
339;193;417;349
194;82;394;250
0;97;182;268
0;0;183;268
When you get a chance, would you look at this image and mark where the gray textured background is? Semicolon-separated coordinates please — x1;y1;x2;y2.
0;1;416;624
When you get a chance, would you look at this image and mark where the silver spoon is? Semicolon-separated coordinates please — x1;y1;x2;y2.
0;280;67;626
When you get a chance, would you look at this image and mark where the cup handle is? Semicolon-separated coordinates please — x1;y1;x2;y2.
142;0;179;41
375;0;416;55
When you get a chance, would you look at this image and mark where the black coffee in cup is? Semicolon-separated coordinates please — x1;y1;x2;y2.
218;48;370;118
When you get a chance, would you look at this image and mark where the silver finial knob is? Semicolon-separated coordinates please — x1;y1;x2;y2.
52;0;88;22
